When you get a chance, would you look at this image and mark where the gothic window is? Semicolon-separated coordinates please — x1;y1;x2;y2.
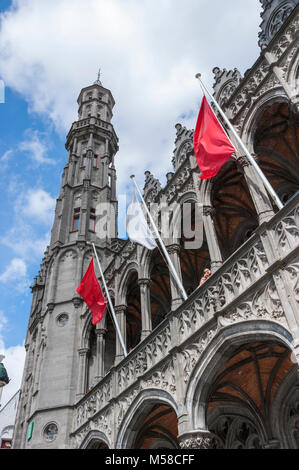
93;154;98;168
81;154;86;167
269;4;294;38
89;208;96;232
73;208;80;231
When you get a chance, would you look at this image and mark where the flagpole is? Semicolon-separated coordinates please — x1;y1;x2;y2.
130;175;188;302
195;73;284;210
91;242;128;357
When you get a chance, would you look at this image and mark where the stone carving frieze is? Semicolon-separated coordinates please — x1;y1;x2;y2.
143;357;176;396
218;278;287;328
91;409;112;438
116;326;172;395
178;300;205;341
179;433;218;449
118;241;137;267
279;42;298;80
274;204;299;256
284;262;299;304
72;407;112;448
60;250;77;263
181;326;218;384
258;0;298;50
75;377;112;430
213;67;243;107
232;73;281;134
172;124;194;171
116;386;141;427
145;324;172;367
143;171;162;203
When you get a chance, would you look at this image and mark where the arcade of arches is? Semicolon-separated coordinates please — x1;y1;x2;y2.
84;337;298;449
84;98;299;446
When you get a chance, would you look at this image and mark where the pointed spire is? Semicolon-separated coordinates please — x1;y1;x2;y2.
94;68;102;86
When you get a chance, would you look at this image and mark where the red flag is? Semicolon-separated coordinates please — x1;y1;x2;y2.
76;258;107;325
194;96;236;179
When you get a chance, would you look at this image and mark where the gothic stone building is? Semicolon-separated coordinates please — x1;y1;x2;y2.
13;0;299;449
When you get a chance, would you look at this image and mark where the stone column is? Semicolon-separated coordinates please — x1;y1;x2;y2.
138;278;152;340
264;51;294;100
114;305;127;365
179;430;218;449
167;244;184;311
202;206;223;273
236;155;274;223
47;251;60;311
76;348;89;399
95;328;107;381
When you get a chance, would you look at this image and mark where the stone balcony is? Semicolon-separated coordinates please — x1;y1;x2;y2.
70;193;299;448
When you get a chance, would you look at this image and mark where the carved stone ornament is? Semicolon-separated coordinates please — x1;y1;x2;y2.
258;0;297;49
179;430;218;449
212;67;242;107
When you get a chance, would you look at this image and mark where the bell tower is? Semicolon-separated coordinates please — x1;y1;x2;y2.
12;74;119;449
50;70;119;249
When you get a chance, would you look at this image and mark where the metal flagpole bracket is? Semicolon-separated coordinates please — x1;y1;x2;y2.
195;74;284;210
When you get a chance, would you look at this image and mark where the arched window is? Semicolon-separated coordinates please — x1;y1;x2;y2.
254;101;299;206
126;271;141;351
211;160;258;259
150;249;171;330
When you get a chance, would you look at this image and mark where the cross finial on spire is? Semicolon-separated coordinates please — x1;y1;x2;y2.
94;68;102;86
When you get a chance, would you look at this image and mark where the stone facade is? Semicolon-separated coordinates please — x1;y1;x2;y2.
13;1;299;449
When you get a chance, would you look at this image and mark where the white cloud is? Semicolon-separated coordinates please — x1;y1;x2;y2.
0;149;13;162
0;0;261;193
0;311;8;347
22;188;56;225
0;311;25;407
0;258;29;293
0;185;54;269
0;225;51;262
19;129;54;165
0;344;25;408
0;258;27;283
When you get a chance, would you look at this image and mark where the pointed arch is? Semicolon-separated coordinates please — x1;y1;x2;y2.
80;430;110;449
185;320;294;432
115;389;179;449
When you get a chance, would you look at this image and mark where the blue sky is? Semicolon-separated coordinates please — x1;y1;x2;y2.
0;0;262;406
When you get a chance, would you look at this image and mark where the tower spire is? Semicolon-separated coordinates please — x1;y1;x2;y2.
94;68;102;86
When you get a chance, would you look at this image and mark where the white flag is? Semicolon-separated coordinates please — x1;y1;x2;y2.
126;192;157;250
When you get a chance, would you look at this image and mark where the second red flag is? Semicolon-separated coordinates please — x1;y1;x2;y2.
76;258;107;325
194;95;236;179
